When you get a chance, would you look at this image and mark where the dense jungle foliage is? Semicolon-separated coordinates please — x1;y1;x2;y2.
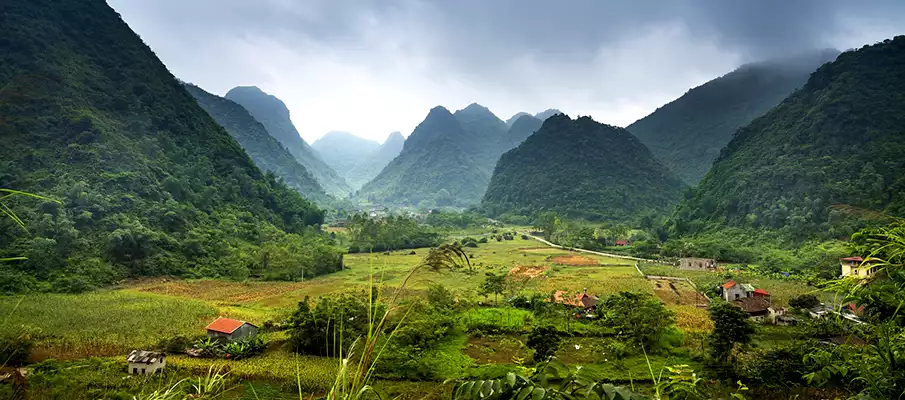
627;49;839;184
482;115;686;222
670;37;905;242
184;83;330;204
225;86;352;197
344;214;444;253
0;0;340;293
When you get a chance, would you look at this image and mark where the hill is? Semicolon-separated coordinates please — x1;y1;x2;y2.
482;115;686;221
185;84;330;203
311;131;381;179
535;109;564;121
0;0;340;293
225;86;352;197
345;132;405;190
357;107;490;206
671;37;905;241
505;112;531;127
627;49;840;184
452;103;510;174
503;114;543;150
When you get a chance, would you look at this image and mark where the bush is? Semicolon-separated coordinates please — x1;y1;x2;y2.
288;293;379;356
789;294;820;310
0;331;34;366
527;326;563;363
478;237;488;244
600;291;675;351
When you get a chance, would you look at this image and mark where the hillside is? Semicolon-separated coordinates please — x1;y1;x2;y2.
357;107;490;206
504;112;531;127
185;84;330;203
0;0;340;292
671;37;905;240
482;115;686;221
627;49;839;184
345;131;405;190
503;114;543;150
312;131;380;181
452;103;510;174
225;86;352;197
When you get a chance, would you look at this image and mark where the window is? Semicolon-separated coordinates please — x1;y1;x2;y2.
735;293;740;299
141;368;146;374
132;368;137;374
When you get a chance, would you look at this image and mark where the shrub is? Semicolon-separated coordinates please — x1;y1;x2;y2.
789;294;820;310
600;291;675;351
527;326;563;363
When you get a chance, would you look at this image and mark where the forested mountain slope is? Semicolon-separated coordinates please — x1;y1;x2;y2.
311;131;380;179
503;115;543;150
357;107;490;206
185;84;329;203
671;37;905;241
225;86;352;197
627;49;839;184
345;131;405;190
0;0;339;292
482;115;686;221
504;112;531;127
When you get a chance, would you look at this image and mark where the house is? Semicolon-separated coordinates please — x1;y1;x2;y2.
552;289;599;314
127;350;165;375
614;240;628;247
205;317;259;342
840;257;878;278
732;296;772;322
678;257;716;271
720;280;754;302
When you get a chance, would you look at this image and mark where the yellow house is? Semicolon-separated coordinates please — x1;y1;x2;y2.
840;257;878;278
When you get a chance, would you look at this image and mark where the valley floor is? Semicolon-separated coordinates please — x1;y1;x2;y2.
0;236;833;399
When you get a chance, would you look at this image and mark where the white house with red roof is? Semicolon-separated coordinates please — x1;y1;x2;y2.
205;317;258;342
840;257;878;278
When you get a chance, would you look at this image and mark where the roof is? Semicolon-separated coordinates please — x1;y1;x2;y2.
205;317;256;334
732;297;771;315
721;280;737;289
127;350;165;364
615;240;628;245
740;283;756;292
753;288;770;296
840;257;863;262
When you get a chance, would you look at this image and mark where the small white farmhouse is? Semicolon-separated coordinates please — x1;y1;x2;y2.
127;350;165;375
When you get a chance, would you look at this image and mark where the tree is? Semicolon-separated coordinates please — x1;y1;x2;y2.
789;294;820;310
707;301;755;363
527;326;563;363
600;291;675;350
480;272;506;304
533;211;561;241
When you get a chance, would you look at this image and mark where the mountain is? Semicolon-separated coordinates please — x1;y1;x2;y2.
185;84;329;203
535;109;564;121
345;132;405;190
503;114;543;150
453;103;510;174
311;131;381;178
0;0;339;292
358;107;490;206
671;37;905;240
505;112;532;127
482;115;686;221
627;49;840;184
225;86;352;197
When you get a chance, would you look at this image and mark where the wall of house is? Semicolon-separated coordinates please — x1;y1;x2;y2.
228;324;259;341
841;262;877;277
721;286;747;302
678;258;715;271
128;358;165;375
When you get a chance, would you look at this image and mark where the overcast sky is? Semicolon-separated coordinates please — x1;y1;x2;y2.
108;0;905;143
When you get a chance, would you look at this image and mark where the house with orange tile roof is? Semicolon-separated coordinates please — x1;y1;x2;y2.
205;317;258;342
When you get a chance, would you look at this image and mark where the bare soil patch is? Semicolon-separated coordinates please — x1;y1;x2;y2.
550;255;599;266
508;265;548;279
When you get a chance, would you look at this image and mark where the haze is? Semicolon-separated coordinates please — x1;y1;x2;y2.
108;0;905;143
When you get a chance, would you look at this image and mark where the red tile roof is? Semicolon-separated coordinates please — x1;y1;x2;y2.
615;240;628;246
721;280;737;289
753;288;770;296
205;317;247;334
840;257;863;262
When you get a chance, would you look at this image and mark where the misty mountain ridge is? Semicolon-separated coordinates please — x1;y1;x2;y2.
225;86;352;197
627;48;840;184
312;131;381;178
185;84;330;203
